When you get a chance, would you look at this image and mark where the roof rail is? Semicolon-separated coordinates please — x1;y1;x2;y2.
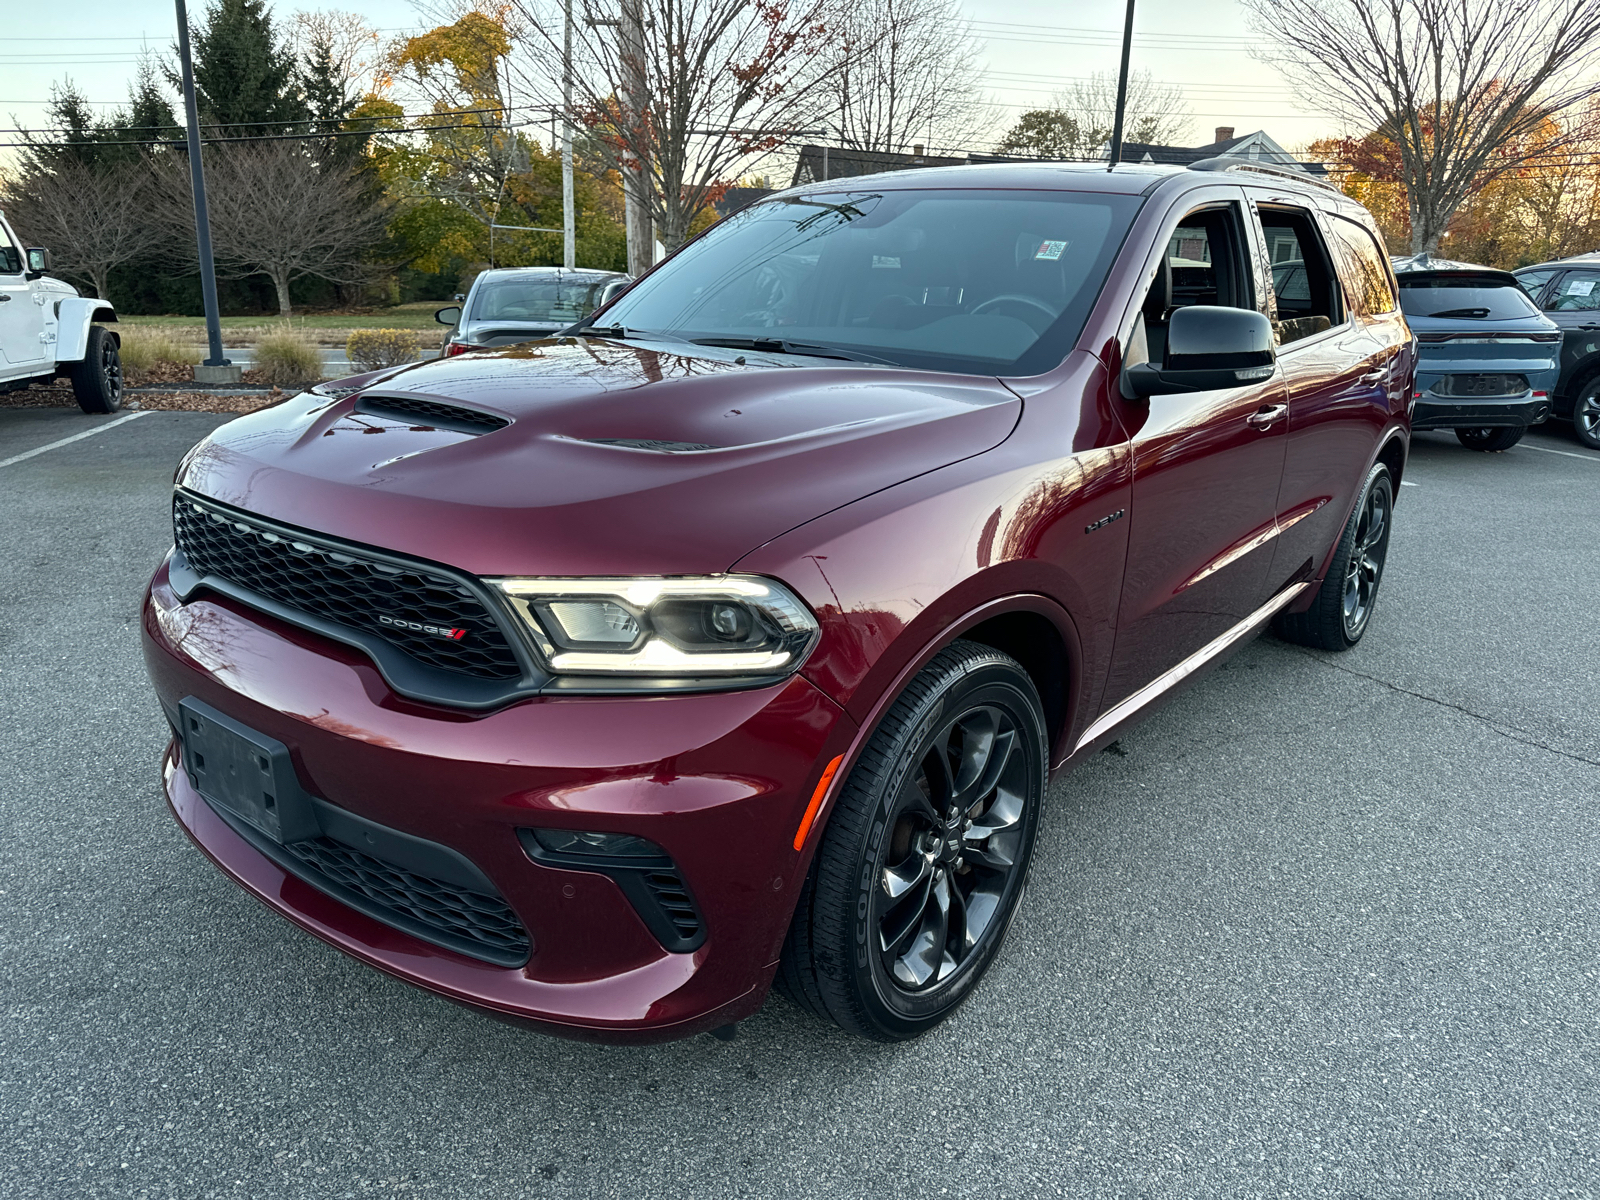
1188;156;1342;194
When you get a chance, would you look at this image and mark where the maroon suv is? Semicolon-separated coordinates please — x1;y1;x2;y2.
143;161;1412;1043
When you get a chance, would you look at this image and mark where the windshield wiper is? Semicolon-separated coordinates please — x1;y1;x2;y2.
1428;307;1492;318
688;336;893;365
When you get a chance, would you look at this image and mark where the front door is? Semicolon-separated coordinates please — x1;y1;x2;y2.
0;224;47;372
1103;197;1289;706
1533;267;1600;403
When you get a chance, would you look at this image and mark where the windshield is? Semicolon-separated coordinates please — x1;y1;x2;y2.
471;277;609;323
1397;277;1538;320
598;189;1143;375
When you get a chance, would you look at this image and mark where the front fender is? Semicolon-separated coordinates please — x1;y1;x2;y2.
54;297;117;363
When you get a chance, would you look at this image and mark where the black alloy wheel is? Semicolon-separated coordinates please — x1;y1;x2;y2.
1339;471;1391;641
777;641;1046;1041
69;325;123;414
1573;383;1600;450
1274;460;1395;651
1455;425;1524;452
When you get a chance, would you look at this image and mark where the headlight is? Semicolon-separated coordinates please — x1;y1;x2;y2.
491;576;819;679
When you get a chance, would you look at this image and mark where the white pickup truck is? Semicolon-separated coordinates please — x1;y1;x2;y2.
0;209;123;413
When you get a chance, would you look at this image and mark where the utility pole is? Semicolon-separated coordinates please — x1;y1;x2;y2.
174;0;236;381
1108;0;1136;170
620;0;652;277
562;0;576;269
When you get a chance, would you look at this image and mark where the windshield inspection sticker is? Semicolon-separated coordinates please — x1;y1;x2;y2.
1035;240;1068;261
871;255;901;269
1568;279;1596;295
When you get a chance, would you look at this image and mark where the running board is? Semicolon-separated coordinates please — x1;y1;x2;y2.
1072;581;1311;755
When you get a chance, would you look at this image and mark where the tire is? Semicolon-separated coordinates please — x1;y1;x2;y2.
1273;460;1394;652
69;326;123;414
776;640;1046;1041
1572;381;1600;450
1455;425;1523;452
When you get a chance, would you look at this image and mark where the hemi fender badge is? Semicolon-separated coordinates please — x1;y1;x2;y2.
1085;509;1126;534
377;614;467;640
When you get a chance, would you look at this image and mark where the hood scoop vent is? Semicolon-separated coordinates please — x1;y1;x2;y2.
581;437;719;453
355;394;510;435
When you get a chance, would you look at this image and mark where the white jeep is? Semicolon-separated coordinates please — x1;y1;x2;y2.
0;209;123;413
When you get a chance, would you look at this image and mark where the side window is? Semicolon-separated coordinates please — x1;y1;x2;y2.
1516;268;1558;305
0;223;21;275
1132;203;1253;368
1546;269;1600;312
1258;207;1343;346
1325;217;1397;316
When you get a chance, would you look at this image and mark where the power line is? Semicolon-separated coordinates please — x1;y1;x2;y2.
1;104;553;135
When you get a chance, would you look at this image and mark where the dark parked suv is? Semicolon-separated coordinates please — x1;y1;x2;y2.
1513;254;1600;448
143;159;1412;1043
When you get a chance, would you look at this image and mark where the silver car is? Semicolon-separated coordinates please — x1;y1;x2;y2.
436;267;629;356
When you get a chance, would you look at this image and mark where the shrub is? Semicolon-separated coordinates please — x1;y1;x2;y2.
117;329;200;372
346;329;421;373
253;328;323;386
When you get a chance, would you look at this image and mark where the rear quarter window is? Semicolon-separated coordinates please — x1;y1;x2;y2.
1325;218;1397;316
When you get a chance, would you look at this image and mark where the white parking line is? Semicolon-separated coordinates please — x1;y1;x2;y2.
1520;442;1600;463
0;410;150;470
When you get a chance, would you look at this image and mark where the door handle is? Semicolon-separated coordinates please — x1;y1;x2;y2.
1247;404;1287;429
1359;368;1386;384
0;294;11;301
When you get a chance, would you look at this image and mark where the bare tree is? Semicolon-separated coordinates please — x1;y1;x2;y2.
1;157;166;304
1245;0;1600;254
824;0;988;154
997;70;1190;160
157;141;387;315
502;0;845;254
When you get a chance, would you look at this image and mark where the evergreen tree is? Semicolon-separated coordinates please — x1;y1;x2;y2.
23;81;106;171
182;0;305;136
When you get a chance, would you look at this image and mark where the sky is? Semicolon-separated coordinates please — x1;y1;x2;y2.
0;0;1343;163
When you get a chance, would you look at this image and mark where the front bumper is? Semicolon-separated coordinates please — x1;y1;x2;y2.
142;557;855;1042
1411;393;1551;431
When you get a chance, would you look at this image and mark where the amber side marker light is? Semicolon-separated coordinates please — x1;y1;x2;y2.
793;755;845;851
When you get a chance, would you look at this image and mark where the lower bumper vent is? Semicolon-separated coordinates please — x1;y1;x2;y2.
284;836;531;964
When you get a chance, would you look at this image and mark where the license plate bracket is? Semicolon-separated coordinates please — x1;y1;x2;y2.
177;698;319;844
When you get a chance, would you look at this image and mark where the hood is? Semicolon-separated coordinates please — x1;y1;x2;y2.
180;338;1021;577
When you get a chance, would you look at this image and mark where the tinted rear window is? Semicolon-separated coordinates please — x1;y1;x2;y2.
1397;277;1538;319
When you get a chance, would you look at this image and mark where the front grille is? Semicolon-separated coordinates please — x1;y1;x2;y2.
284;836;531;963
354;395;510;433
174;495;522;680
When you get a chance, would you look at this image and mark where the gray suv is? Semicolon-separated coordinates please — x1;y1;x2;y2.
435;267;628;357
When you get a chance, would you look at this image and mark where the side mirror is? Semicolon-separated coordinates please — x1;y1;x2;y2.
434;305;461;325
25;247;51;277
596;278;631;309
1123;306;1276;397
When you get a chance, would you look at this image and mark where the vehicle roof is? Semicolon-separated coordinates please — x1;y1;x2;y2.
472;267;624;283
1513;251;1600;272
766;159;1343;202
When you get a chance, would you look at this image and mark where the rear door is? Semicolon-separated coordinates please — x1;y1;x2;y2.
1102;193;1289;705
1251;199;1389;592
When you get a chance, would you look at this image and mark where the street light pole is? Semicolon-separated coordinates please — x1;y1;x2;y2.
562;0;576;269
173;0;231;373
1108;0;1137;170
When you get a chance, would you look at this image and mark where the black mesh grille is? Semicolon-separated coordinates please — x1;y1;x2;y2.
355;395;509;433
284;836;530;962
584;438;717;452
173;495;522;680
643;869;703;941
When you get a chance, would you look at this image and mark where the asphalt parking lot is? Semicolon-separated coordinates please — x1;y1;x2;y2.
1;405;1597;1200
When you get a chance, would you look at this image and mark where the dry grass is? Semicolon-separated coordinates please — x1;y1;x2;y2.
117;328;200;373
347;328;421;372
252;329;324;387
